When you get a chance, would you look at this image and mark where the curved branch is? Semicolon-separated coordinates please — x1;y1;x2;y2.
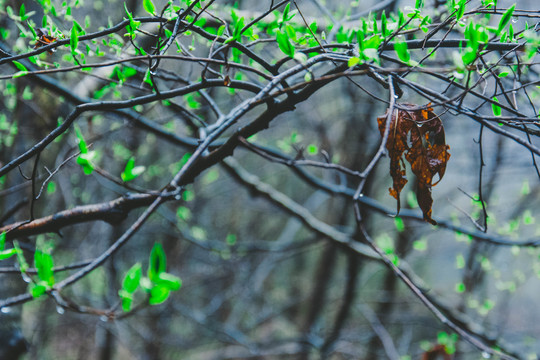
0;193;160;240
382;39;525;52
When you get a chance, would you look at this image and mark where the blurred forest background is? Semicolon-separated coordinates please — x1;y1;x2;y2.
0;0;539;359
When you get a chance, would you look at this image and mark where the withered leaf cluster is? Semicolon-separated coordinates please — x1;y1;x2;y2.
377;104;451;225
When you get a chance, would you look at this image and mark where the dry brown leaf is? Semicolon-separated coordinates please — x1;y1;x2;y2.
377;103;450;225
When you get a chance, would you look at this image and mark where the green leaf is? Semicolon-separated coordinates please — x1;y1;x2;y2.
381;11;388;37
34;249;55;286
76;152;95;175
224;15;245;44
356;29;365;49
233;16;245;40
231;8;239;24
176;206;192;221
309;21;317;34
276;29;295;57
482;299;495;311
394;39;410;63
149;284;170;305
282;3;290;25
413;238;427;251
217;25;226;36
19;3;26;19
226;233;237;246
143;69;153;86
143;0;156;15
124;2;141;37
185;93;200;109
121;157;146;182
492;96;501;116
28;24;37;39
407;191;419;208
376;234;394;254
120;293;133;312
129;166;145;180
122;263;142;293
285;24;297;43
22;86;33;100
180;153;192;166
13;61;28;71
12;71;28;78
73;20;85;35
156;272;182;291
202;169;219;186
364;34;381;49
394;217;405;232
465;22;478;51
70;23;79;54
462;48;477;65
521;180;530;195
398;10;405;28
74;126;88;153
347;56;361;67
148;243;166;282
191;226;206;240
415;0;424;9
497;4;515;35
456;0;466;20
282;2;295;22
30;283;47;298
437;331;449;345
13;241;28;273
0;248;17;261
0;229;14;260
456;254;465;269
123;66;137;78
124;2;134;22
194;18;206;27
